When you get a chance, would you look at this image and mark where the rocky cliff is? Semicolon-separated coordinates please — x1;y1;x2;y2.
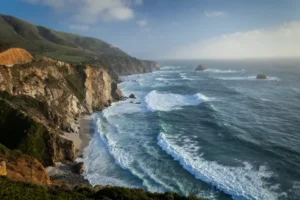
0;50;123;166
0;144;50;185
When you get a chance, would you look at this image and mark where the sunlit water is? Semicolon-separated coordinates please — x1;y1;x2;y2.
80;59;300;200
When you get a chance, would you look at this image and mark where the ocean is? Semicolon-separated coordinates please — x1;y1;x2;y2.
80;59;300;200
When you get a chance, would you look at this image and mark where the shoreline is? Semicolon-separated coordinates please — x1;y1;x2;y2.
46;115;95;187
60;115;95;158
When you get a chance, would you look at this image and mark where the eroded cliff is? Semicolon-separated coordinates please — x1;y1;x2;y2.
0;51;123;166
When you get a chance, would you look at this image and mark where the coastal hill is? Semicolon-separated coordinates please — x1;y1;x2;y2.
0;14;161;76
0;14;128;59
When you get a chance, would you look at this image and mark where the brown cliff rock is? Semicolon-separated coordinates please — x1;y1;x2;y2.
0;48;34;66
0;56;122;166
0;160;7;176
0;145;50;185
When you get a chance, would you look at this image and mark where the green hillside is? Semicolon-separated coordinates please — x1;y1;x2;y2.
0;14;128;62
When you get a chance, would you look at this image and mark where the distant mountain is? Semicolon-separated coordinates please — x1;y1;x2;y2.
0;14;128;62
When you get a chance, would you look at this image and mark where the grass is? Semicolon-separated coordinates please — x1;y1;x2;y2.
0;14;128;62
0;176;205;200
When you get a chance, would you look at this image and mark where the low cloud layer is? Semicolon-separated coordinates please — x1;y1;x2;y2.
204;11;226;17
171;22;300;59
137;19;148;27
23;0;142;23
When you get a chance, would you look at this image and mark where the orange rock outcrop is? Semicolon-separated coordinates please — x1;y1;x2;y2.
0;48;34;66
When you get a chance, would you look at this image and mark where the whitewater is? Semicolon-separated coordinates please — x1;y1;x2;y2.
81;60;300;200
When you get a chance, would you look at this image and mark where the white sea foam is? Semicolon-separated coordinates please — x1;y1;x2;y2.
84;116;185;193
205;69;244;73
144;90;212;112
157;132;279;200
217;76;280;81
179;73;194;80
162;66;182;70
102;99;146;118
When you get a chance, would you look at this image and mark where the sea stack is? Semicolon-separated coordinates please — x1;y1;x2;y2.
195;64;207;71
256;74;268;79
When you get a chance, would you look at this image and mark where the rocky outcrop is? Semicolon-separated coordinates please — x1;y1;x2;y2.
195;64;207;71
0;160;7;176
0;48;34;66
85;65;122;112
89;54;161;76
129;94;136;99
0;144;50;185
256;74;267;79
0;51;123;166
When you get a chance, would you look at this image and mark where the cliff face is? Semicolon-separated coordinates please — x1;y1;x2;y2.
0;144;50;185
0;51;123;166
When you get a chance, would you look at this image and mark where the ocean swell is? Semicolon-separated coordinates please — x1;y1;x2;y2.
157;132;279;200
145;90;212;112
205;69;244;73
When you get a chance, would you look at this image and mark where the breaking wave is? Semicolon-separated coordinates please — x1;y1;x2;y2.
145;90;212;112
157;132;279;200
205;69;244;73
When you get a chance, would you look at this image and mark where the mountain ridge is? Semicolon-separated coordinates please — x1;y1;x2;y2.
0;14;128;61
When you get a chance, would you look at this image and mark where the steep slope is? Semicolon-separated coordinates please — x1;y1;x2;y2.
89;54;162;76
0;49;122;166
0;48;34;66
0;14;161;75
0;14;128;62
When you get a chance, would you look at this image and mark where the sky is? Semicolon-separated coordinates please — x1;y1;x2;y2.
1;0;300;60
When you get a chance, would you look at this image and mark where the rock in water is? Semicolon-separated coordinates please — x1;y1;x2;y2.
129;94;136;99
195;64;207;71
256;74;267;79
73;162;84;174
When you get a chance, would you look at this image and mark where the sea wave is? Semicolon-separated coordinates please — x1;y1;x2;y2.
179;73;194;80
161;66;182;70
205;69;244;73
102;99;146;118
87;115;185;193
217;76;280;81
145;90;212;112
157;132;279;200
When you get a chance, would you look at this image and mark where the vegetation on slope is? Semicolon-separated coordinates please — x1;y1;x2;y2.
0;176;204;200
0;14;128;62
0;97;53;166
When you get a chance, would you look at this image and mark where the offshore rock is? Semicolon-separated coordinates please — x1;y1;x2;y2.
195;64;207;71
256;74;267;79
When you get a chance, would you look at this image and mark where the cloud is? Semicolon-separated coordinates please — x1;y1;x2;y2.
23;0;141;23
137;20;148;27
204;11;226;17
69;24;90;31
171;21;300;59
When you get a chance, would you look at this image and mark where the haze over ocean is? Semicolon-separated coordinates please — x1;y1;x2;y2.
81;59;300;200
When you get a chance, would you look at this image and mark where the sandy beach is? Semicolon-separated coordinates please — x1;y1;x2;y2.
61;115;94;157
46;115;95;185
